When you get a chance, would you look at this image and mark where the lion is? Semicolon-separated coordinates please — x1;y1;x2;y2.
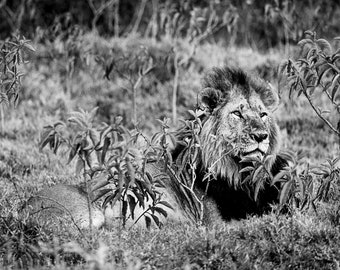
152;66;286;224
178;66;286;221
23;66;286;230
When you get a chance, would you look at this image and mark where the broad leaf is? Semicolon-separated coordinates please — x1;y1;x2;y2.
279;180;293;205
145;215;152;229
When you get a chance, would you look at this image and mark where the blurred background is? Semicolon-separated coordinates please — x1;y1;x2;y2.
1;0;339;47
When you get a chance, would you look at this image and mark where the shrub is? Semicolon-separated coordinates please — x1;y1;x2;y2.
277;31;340;212
39;108;175;229
0;35;34;106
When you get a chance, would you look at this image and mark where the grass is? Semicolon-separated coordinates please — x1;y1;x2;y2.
3;213;339;269
0;31;339;269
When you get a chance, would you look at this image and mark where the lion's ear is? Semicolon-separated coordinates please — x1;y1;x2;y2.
265;83;279;111
199;87;222;111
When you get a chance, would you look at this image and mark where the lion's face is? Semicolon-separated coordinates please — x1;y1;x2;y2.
199;67;280;185
216;91;273;160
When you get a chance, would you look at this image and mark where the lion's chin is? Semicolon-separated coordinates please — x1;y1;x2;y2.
240;149;265;160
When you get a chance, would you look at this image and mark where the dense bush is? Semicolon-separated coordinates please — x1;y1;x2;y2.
277;31;340;212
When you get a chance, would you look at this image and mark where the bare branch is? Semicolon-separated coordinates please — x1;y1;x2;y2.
172;51;179;124
114;0;119;37
131;0;148;34
87;0;116;31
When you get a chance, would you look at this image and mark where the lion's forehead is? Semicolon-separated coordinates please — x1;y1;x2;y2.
220;92;266;116
222;92;266;111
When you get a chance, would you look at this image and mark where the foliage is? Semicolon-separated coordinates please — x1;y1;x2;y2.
0;35;34;106
279;30;340;137
268;150;314;213
36;24;93;94
39;108;174;229
277;32;340;212
168;110;204;221
0;215;47;268
239;154;277;202
39;108;216;227
98;46;154;125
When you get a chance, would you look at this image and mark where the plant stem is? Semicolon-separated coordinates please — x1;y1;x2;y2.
303;88;340;136
0;105;4;136
131;0;147;34
81;155;93;243
131;206;152;228
132;75;143;125
114;0;120;37
173;52;179;125
88;0;115;31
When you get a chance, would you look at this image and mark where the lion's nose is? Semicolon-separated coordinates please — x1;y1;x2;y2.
250;132;268;143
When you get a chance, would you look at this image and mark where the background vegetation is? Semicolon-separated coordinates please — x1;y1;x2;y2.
0;0;339;269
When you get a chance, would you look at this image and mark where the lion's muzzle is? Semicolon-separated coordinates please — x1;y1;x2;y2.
241;131;270;159
249;132;268;143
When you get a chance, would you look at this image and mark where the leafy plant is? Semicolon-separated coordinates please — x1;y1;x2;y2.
0;35;34;106
272;150;313;212
166;110;204;222
98;46;154;125
0;34;34;135
312;157;340;202
277;32;340;212
33;22;96;98
239;154;277;202
279;31;340;138
40;108;173;229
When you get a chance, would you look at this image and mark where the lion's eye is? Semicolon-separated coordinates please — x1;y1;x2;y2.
260;112;268;118
231;111;243;118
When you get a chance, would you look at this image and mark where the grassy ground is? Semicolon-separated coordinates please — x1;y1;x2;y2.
0;32;339;269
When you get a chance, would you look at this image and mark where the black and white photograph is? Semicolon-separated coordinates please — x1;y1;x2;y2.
0;0;339;269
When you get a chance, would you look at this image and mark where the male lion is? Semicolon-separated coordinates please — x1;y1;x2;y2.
170;66;286;221
24;66;286;230
150;66;287;224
